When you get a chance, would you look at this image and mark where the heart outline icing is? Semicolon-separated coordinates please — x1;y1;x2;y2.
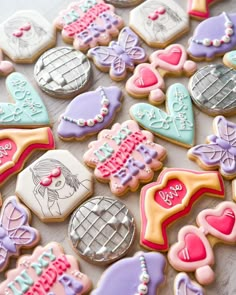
0;72;50;127
130;83;194;147
168;201;236;285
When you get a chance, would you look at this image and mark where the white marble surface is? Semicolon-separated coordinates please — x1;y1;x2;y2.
0;0;235;294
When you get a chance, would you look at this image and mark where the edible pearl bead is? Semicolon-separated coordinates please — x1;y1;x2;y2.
222;35;231;43
101;98;109;106
212;39;221;47
140;273;150;283
101;107;109;115
138;284;148;294
225;28;234;36
95;114;104;122
87;119;95;127
203;38;211;46
225;21;233;28
78;119;85;126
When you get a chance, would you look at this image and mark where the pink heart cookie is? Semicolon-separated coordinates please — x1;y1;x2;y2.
0;49;14;76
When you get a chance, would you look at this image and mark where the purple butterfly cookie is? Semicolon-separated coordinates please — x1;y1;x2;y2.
92;252;166;295
88;26;147;81
174;273;204;295
188;116;236;179
0;196;40;271
57;86;122;140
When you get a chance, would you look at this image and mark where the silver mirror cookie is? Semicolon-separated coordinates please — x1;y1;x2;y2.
105;0;143;7
34;46;91;98
189;64;236;116
69;196;136;265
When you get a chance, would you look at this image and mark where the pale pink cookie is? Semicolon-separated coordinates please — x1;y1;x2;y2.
0;242;92;294
0;196;40;272
188;0;223;20
54;0;123;52
83;120;167;196
0;49;14;76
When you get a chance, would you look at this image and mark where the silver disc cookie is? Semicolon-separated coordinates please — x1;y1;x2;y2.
189;64;236;116
69;196;136;265
34;46;91;98
105;0;143;7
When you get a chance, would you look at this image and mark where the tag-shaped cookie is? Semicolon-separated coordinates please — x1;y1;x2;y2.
130;83;194;147
0;242;92;294
188;0;223;20
140;168;224;251
0;72;50;127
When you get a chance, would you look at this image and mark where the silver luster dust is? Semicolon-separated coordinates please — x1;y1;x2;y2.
105;0;143;7
34;46;91;98
68;196;136;264
189;64;236;116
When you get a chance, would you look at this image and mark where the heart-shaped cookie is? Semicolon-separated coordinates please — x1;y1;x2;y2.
126;63;165;105
0;72;50;127
174;273;204;295
130;83;194;147
197;201;236;243
0;49;14;76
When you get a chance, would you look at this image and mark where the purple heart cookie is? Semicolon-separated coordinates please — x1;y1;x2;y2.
57;86;122;140
174;273;204;295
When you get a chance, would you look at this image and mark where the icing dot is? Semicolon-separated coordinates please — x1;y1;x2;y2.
101;107;109;115
226;28;234;36
138;284;148;294
225;21;233;28
78;119;85;126
203;38;211;46
140;273;150;283
212;39;221;47
87;119;95;127
222;35;231;43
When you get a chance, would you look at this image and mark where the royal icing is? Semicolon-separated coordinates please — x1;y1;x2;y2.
129;0;189;47
0;10;56;63
174;273;204;295
88;27;147;81
188;0;222;20
189;64;236;116
34;47;91;98
0;196;39;272
188;12;236;60
54;0;123;52
0;127;54;186
126;44;197;105
69;196;135;264
0;242;92;295
91;252;166;295
0;49;14;76
83;120;166;196
0;72;50;127
130;83;195;147
168;201;236;285
188;116;236;179
223;50;236;69
16;150;93;223
58;86;122;140
140;168;224;252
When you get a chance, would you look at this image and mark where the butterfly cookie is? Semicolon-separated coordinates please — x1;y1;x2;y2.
0;196;40;272
188;116;236;180
88;27;147;81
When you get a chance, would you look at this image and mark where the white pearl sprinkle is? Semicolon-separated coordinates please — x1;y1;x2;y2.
78;119;85;126
222;35;231;43
87;119;95;127
138;284;148;294
140;273;150;283
101;107;109;115
95;114;104;122
203;38;211;46
212;39;221;47
226;27;234;36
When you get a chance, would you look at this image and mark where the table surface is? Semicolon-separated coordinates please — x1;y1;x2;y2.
0;0;235;294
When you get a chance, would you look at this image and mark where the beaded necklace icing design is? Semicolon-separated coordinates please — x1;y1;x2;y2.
62;87;109;127
135;254;150;295
192;12;234;47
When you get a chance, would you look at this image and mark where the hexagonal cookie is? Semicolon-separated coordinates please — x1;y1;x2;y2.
0;10;56;63
16;150;93;222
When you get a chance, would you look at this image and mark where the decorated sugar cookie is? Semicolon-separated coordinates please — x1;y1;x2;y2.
0;196;40;272
58;86;122;141
188;0;223;20
168;201;236;285
92;252;166;295
223;50;236;69
54;0;123;52
126;44;197;105
129;0;189;48
105;0;143;7
188;116;236;180
0;49;14;76
83;120;167;196
0;72;50;128
188;12;236;61
0;242;92;294
140;168;224;252
0;10;56;63
34;47;91;98
69;196;135;264
0;127;54;186
16;150;93;223
88;27;147;81
174;273;204;295
189;64;236;116
130;83;195;148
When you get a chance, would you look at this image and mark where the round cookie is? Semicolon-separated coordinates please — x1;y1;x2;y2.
16;150;93;222
223;50;236;69
0;10;56;63
34;46;91;98
105;0;143;7
69;196;136;265
189;64;236;116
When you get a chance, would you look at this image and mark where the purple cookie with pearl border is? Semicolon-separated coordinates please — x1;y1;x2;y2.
57;86;122;141
174;273;204;295
188;12;236;61
91;252;166;295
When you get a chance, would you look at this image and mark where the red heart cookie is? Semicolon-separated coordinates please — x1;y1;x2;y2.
158;47;182;66
134;67;158;88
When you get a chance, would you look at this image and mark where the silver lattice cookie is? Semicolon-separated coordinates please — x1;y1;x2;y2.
69;196;136;265
189;64;236;116
34;46;91;98
105;0;143;7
